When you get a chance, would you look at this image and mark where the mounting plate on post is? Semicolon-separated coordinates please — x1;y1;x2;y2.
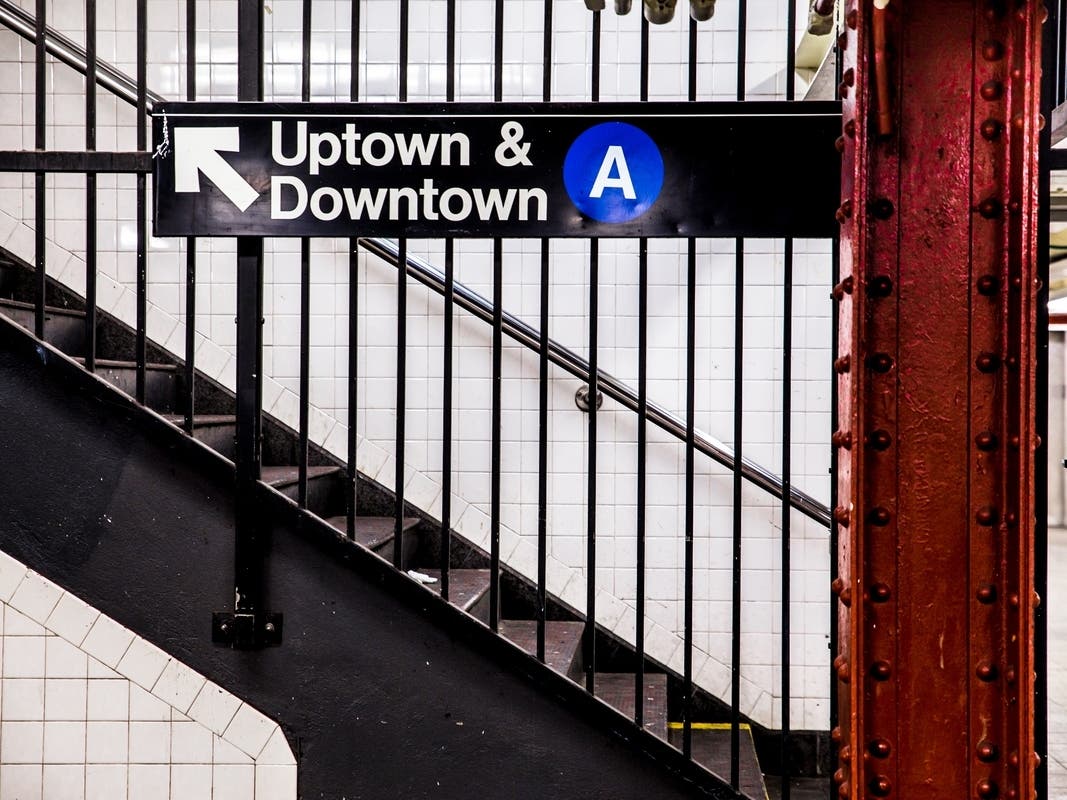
212;611;283;649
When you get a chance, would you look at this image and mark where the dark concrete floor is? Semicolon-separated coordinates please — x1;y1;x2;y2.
764;775;828;800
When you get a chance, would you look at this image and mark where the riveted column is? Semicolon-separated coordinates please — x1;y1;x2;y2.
834;2;1041;799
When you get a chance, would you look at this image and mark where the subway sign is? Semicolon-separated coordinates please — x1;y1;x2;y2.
152;102;840;239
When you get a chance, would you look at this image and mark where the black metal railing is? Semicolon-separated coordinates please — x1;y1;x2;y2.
0;1;839;796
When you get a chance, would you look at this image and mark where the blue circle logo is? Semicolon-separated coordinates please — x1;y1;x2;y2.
563;122;664;224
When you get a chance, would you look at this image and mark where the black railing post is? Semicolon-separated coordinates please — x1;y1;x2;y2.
213;0;281;649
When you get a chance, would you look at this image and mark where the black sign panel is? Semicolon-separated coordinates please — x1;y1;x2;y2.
152;101;841;239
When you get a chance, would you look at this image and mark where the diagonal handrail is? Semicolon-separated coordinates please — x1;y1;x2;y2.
361;238;832;527
0;0;832;529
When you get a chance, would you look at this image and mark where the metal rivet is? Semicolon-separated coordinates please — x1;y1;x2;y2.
838;784;849;799
977;584;997;604
869;275;893;297
833;768;846;785
1009;592;1020;608
1005;355;1018;370
1039;114;1047;131
832;430;853;449
976;431;999;451
869;507;891;526
977;778;999;799
870;660;892;681
977;741;999;762
981;81;1004;101
831;727;842;743
1005;511;1017;527
869;429;892;450
982;40;1005;61
840;745;851;764
837;662;850;683
870;582;892;603
838;31;849;51
869;738;892;759
976;507;998;526
976;662;998;682
841;68;855;87
984;0;1006;20
870;198;894;221
1033;591;1042;609
846;9;857;28
833;276;855;299
1008;751;1020;767
977;275;999;295
867;353;894;373
979;197;1003;218
1004;666;1016;684
836;200;853;223
844;119;857;138
833;654;847;671
834;506;851;527
981;118;1003;140
836;135;847;153
831;577;845;596
1013;112;1025;130
976;352;1000;372
1009;434;1020;449
840;588;852;607
835;355;852;374
838;81;850;100
869;775;892;797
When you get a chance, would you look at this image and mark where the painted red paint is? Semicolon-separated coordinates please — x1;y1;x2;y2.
834;2;1040;798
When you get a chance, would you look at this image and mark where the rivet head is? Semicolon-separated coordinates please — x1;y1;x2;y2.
976;662;998;682
869;275;893;296
868;507;891;526
976;506;998;526
867;353;894;373
982;40;1005;60
840;745;851;764
836;200;854;223
1009;592;1020;608
977;778;999;799
975;431;999;451
846;9;857;28
831;726;843;743
981;118;1003;140
870;582;892;603
841;68;855;87
839;588;852;607
837;32;849;51
836;135;847;153
835;355;852;374
832;430;853;449
979;197;1003;218
1004;666;1016;684
833;768;846;785
831;577;845;595
869;738;892;759
976;352;1000;372
1004;511;1017;527
844;119;857;138
869;775;892;797
980;80;1004;101
871;198;894;220
870;660;892;681
977;584;997;604
1034;752;1043;768
838;784;849;799
1009;434;1020;449
833;276;855;299
837;662;850;683
977;275;999;295
976;741;999;762
838;81;850;100
834;506;851;527
1005;355;1018;370
1008;751;1020;767
869;429;892;451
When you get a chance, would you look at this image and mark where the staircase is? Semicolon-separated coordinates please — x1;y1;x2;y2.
0;243;775;798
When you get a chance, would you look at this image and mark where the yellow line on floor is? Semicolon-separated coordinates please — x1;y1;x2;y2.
666;722;752;731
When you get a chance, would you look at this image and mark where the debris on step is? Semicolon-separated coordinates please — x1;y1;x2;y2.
407;569;438;584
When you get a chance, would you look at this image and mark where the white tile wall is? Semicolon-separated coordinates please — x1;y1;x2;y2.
0;0;831;730
0;549;297;800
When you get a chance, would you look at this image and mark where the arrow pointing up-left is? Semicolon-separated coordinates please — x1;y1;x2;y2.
173;127;259;212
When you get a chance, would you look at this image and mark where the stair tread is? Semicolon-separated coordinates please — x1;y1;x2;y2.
668;726;767;799
163;414;236;426
499;619;585;677
422;568;490;612
594;673;669;740
324;515;420;549
0;297;84;317
76;357;176;372
262;465;341;486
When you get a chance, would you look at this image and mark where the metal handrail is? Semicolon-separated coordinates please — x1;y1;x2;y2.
361;238;832;528
0;0;832;529
0;0;163;111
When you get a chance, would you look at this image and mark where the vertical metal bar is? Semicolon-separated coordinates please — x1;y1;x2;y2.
682;13;698;761
730;241;744;790
683;236;695;759
85;0;97;373
393;234;407;570
297;0;312;509
440;0;457;601
634;12;649;729
33;0;44;341
535;0;552;662
233;0;265;628
346;0;360;540
183;0;197;434
393;0;410;569
737;0;747;101
135;0;147;404
780;238;794;800
785;0;797;102
827;233;840;795
488;0;505;632
584;6;601;695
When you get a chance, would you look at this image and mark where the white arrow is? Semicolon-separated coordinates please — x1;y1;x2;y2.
173;127;259;212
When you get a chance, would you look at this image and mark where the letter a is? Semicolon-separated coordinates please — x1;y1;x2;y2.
589;145;636;200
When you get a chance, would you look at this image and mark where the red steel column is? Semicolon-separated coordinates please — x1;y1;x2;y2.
833;2;1042;799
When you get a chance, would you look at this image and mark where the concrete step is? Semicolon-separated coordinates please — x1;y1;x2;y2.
163;414;236;460
323;514;421;571
423;568;491;623
0;297;85;356
500;619;585;683
77;358;179;412
594;672;669;741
